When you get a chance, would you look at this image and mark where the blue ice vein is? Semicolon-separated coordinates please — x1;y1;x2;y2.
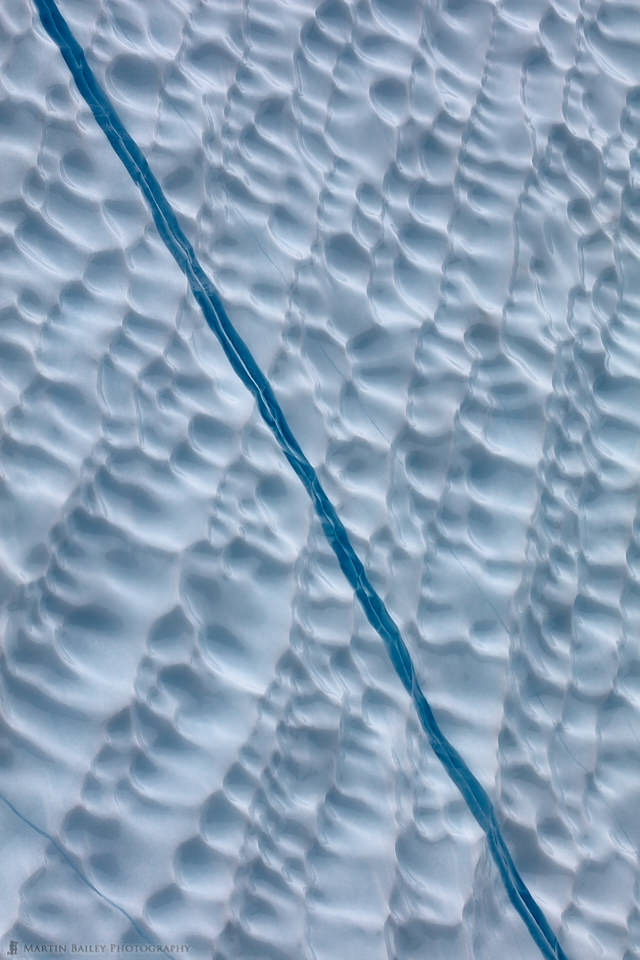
32;3;568;958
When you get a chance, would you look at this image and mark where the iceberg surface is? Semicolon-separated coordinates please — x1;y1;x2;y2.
1;1;639;958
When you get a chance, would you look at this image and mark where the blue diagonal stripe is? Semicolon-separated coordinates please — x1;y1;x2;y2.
31;2;568;958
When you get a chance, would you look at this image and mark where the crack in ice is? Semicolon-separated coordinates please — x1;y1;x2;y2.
0;794;177;960
32;2;568;958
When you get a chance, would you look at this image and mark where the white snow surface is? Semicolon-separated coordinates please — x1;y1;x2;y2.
1;1;640;958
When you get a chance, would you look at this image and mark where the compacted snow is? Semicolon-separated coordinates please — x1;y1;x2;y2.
1;2;640;958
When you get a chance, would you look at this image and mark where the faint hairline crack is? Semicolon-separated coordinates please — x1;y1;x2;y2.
0;793;177;960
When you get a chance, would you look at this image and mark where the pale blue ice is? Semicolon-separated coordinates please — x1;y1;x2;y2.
1;1;640;959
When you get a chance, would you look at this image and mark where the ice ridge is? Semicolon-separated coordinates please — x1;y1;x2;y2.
33;1;568;958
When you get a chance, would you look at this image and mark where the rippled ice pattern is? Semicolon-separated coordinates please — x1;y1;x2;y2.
1;0;640;958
